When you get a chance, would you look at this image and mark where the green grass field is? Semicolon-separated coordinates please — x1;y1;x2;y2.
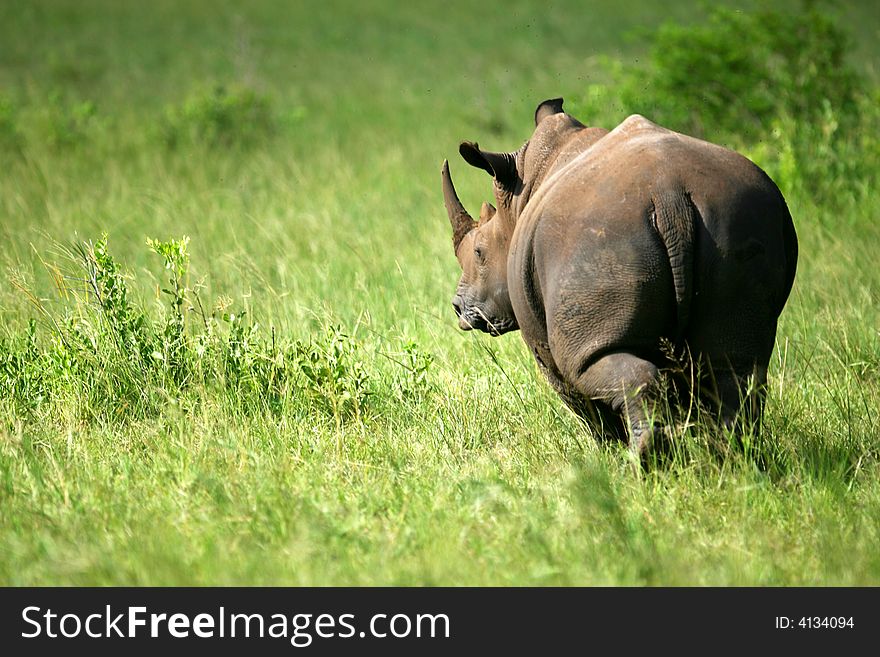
1;0;879;585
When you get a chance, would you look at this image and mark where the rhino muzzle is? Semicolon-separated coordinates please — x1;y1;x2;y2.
452;295;518;336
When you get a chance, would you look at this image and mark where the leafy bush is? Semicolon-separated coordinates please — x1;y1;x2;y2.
1;237;386;424
0;321;49;415
618;4;859;140
294;325;371;423
160;85;275;148
147;236;191;384
391;339;434;402
44;91;98;149
580;1;878;206
81;236;153;364
0;96;23;153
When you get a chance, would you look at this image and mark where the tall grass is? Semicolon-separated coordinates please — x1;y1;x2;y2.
1;0;879;585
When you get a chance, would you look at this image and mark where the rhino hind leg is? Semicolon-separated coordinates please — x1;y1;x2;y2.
570;352;665;464
698;357;769;441
533;353;627;442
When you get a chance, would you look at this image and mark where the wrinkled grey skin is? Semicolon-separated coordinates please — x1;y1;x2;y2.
442;98;798;460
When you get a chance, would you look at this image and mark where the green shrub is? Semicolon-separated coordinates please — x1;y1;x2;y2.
391;339;434;402
80;236;154;363
580;1;878;206
160;85;275;148
294;325;371;424
1;237;390;423
619;4;859;140
0;321;47;415
147;236;191;385
44;90;98;149
0;96;23;153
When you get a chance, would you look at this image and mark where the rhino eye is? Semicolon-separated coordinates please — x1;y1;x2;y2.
474;246;484;261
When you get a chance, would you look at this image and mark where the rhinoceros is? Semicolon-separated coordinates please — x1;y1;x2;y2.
442;98;797;459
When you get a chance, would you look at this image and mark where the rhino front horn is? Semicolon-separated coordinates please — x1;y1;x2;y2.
442;159;476;252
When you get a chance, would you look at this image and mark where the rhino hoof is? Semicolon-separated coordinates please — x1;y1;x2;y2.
631;423;677;469
631;428;653;460
629;421;667;468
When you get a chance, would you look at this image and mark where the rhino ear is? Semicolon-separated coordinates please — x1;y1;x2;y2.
459;141;493;176
459;141;517;187
535;97;565;126
478;201;496;225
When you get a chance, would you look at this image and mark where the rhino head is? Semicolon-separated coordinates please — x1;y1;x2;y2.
443;97;574;336
442;151;519;336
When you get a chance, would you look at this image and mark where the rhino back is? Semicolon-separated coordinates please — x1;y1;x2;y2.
509;116;796;379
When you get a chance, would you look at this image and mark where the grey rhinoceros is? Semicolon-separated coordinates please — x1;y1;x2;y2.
442;98;797;459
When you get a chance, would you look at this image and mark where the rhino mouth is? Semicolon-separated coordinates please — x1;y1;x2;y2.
483;319;518;336
453;302;518;336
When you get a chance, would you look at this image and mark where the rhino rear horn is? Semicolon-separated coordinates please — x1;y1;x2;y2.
459;141;517;188
535;97;564;126
442;160;476;251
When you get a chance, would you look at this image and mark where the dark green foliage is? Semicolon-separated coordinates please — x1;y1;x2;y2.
0;96;23;154
44;90;98;149
219;312;293;414
147;237;191;385
294;325;371;422
391;339;435;402
0;321;49;415
0;241;302;420
1;238;389;423
82;236;153;363
620;4;858;139
593;2;878;205
160;85;275;148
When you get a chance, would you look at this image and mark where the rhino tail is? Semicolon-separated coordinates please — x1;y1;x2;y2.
651;189;696;348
